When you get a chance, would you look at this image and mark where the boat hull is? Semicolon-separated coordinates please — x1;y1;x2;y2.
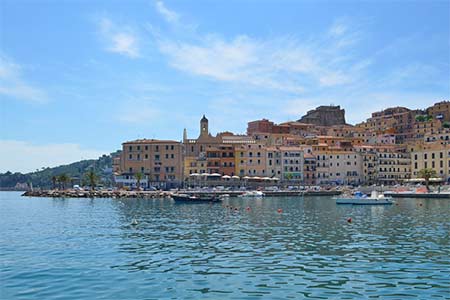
171;194;220;203
336;198;393;205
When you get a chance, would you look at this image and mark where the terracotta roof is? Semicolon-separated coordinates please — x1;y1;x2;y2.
123;139;180;144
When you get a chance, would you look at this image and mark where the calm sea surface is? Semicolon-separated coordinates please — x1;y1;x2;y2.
0;191;449;299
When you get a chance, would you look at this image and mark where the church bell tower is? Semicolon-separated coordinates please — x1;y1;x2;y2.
200;114;209;137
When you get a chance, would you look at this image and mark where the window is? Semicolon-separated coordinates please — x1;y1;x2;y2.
155;155;160;161
165;145;169;150
129;167;133;173
145;154;148;159
171;145;174;150
129;154;132;159
171;154;174;159
129;146;132;151
145;145;148;150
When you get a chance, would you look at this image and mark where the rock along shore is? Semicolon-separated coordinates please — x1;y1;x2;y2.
22;189;342;199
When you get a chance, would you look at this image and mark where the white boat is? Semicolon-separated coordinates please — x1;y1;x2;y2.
238;191;265;198
218;194;230;200
335;191;393;205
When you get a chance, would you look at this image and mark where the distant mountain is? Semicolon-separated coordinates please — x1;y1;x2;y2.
0;151;121;190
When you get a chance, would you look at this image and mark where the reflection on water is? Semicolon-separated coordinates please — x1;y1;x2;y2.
0;191;449;299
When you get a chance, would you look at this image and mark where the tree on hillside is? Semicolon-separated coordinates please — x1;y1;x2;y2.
85;170;99;191
57;174;71;190
418;168;437;192
51;176;57;189
135;172;144;190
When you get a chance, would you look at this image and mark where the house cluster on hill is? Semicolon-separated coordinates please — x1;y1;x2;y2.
113;101;450;189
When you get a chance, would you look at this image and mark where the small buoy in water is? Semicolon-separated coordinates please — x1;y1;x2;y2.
277;208;283;213
131;219;138;226
347;217;352;223
246;206;251;211
419;203;423;206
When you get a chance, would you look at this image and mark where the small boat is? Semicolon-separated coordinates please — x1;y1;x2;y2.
171;193;220;203
238;191;265;198
218;194;230;200
335;191;393;205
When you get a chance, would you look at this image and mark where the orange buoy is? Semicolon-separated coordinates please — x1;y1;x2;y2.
347;217;352;223
277;208;283;213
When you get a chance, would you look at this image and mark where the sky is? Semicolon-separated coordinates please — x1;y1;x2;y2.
0;0;449;173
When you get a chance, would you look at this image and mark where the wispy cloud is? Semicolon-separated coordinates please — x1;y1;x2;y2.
0;56;48;103
155;1;179;23
97;17;140;58
157;30;366;93
0;140;106;173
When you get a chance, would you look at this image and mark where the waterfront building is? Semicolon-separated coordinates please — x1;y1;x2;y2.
280;147;304;181
355;146;378;185
116;139;184;188
314;143;363;185
303;153;317;185
235;143;267;177
411;142;450;181
374;145;411;185
266;147;282;178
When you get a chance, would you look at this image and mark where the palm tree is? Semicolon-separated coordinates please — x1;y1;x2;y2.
418;168;437;192
85;170;98;191
57;174;70;190
135;172;143;190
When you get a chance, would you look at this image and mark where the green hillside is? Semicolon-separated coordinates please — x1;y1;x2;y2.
0;151;121;190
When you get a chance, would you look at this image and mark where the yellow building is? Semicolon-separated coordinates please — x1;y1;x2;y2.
116;139;184;188
235;143;267;177
411;142;450;181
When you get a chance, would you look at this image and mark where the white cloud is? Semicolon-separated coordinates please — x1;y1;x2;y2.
152;15;368;94
157;31;364;93
97;17;140;58
155;1;179;23
0;140;107;173
0;56;48;103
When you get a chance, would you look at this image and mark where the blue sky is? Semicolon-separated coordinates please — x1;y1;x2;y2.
1;0;449;172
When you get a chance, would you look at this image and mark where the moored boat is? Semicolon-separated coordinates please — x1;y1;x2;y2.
171;193;220;203
335;191;393;205
238;191;265;198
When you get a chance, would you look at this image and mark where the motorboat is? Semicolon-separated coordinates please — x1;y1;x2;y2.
238;191;265;198
335;191;393;205
171;193;220;203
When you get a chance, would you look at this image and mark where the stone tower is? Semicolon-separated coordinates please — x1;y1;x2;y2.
298;105;346;126
200;115;209;137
